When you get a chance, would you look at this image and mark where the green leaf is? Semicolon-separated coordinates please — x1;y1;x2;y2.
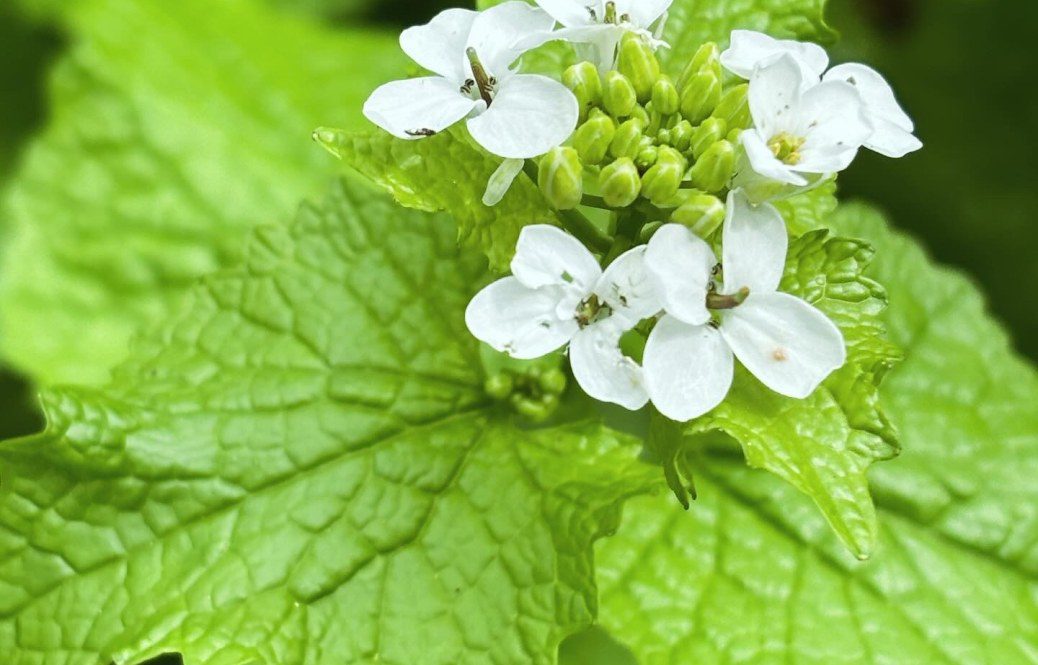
0;0;407;387
0;180;656;664
773;178;839;236
594;204;1038;663
316;127;559;271
660;0;835;71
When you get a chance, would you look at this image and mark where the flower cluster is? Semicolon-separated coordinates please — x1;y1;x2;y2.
364;3;920;422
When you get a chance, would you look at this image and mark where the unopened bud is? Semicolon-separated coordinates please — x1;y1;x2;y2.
600;158;642;207
538;146;584;210
713;84;751;129
638;221;664;242
641;146;687;206
485;372;514;400
652;76;680;115
617;32;660;103
679;42;721;89
573;109;616;165
645;101;663;134
609;118;646;160
603;71;638;118
670;120;694;152
689;139;735;193
538;368;567;395
635;145;659;170
629;103;650;125
563;61;603;121
671;193;725;237
680;70;722;124
511;393;555;421
656;128;672;145
690;117;728;159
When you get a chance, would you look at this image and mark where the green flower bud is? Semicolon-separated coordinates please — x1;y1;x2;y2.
629;103;650;125
670;193;725;237
690;117;728;159
713;83;751;129
538;146;584;210
679;70;722;124
689;139;735;193
484;372;514;400
656;128;673;145
603;71;637;118
572;109;617;165
652;76;680;116
641;146;687;206
678;42;721;89
726;128;743;143
511;393;553;421
670;120;694;152
617;32;660;103
645;101;663;134
600;158;642;208
563;61;603;122
635;145;659;170
609;118;646;160
538;368;567;395
638;221;664;242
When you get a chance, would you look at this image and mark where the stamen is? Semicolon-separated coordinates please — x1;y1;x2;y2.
768;132;806;165
575;294;613;327
604;1;617;23
465;47;495;106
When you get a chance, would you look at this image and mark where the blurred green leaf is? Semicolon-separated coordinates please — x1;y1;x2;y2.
0;0;406;387
0;180;656;663
592;203;1038;663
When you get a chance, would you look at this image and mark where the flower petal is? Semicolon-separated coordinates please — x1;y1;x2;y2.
795;80;873;173
748;54;804;139
722;30;828;82
644;316;733;421
740;130;808;186
570;322;649;410
533;0;594;27
645;223;715;326
865;118;923;159
551;24;626;70
482;158;525;206
363;77;478;140
400;8;478;82
595;246;661;324
722;190;787;295
824;63;921;158
468;1;555;75
616;0;672;28
466;74;579;158
511;224;602;291
465;277;577;359
720;292;846;399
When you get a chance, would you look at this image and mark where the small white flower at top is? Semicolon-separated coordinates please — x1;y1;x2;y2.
363;2;578;159
465;225;660;410
641;191;846;421
723;29;922;162
531;0;673;70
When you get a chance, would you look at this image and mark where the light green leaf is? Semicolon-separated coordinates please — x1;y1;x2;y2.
774;178;839;236
0;180;656;664
660;0;836;71
316;127;559;271
594;204;1038;663
0;0;407;387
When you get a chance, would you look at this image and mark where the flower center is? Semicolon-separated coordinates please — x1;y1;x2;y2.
587;2;630;25
575;294;613;328
705;286;750;310
464;47;497;106
768;132;806;165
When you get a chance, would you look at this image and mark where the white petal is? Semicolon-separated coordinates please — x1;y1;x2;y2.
400;8;478;82
595;246;661;324
511;224;602;291
748;54;804;139
740;130;808;186
468;1;555;75
552;25;625;70
824;63;913;130
570;322;649;410
645;224;715;326
466;74;579;158
644;316;733;421
722;190;787;295
483;158;525;206
866;118;923;158
721;30;828;81
795;80;873;173
363;77;478;140
616;0;672;27
465;277;577;359
533;0;594;27
720;292;846;398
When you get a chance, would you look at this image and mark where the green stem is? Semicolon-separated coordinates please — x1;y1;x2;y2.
524;160;612;253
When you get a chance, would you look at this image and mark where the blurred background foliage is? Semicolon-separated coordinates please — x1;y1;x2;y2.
0;0;1034;661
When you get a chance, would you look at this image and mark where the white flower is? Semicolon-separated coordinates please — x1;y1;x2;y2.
363;3;578;159
531;0;672;69
642;191;846;421
465;225;660;409
720;29;829;82
740;54;873;186
823;63;922;158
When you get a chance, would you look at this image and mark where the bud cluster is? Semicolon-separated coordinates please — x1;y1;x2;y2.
484;364;568;422
538;33;751;237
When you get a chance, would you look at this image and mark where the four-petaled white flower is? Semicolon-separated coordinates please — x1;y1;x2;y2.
531;0;673;70
642;191;846;421
740;54;873;186
465;225;660;410
363;2;578;159
722;30;922;161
